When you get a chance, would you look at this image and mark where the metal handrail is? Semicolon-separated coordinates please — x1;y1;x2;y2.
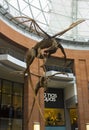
45;65;72;73
0;47;25;61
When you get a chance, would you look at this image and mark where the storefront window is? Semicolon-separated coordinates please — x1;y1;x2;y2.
13;83;23;119
2;94;11;105
70;109;78;130
0;118;11;130
2;80;12;94
13;83;23;96
0;80;1;118
0;79;1;93
44;88;65;126
0;79;23;130
12;119;22;130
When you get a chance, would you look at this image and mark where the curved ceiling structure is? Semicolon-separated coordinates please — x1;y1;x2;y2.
0;0;89;49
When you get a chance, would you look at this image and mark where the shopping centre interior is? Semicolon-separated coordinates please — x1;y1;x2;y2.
0;1;89;130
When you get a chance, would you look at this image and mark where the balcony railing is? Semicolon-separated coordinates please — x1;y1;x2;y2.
0;47;25;61
45;65;73;73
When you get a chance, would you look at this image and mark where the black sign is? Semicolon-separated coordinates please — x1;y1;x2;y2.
44;88;64;108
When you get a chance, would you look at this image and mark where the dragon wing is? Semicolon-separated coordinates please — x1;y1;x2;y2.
11;16;50;38
52;19;85;38
11;16;85;39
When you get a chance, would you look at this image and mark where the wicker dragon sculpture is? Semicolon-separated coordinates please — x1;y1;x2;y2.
13;16;85;123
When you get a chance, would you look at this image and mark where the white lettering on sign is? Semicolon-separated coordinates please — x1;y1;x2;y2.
44;92;57;102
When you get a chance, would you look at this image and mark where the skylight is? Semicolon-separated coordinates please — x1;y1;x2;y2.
0;0;89;42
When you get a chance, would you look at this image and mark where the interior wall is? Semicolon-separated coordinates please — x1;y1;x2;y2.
1;19;89;130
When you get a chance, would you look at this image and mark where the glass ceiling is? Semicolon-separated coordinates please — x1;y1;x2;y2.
0;0;89;42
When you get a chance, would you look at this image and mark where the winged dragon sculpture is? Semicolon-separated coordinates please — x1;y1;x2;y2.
12;16;85;123
13;17;85;73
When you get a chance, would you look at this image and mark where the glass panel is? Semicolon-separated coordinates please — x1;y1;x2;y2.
0;79;1;93
12;119;22;130
0;118;12;130
0;93;1;117
2;80;12;94
70;109;78;129
0;93;1;104
45;108;65;126
13;95;22;108
2;94;11;105
0;80;1;114
0;79;23;130
13;96;22;119
13;83;23;119
1;94;12;118
13;83;23;96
